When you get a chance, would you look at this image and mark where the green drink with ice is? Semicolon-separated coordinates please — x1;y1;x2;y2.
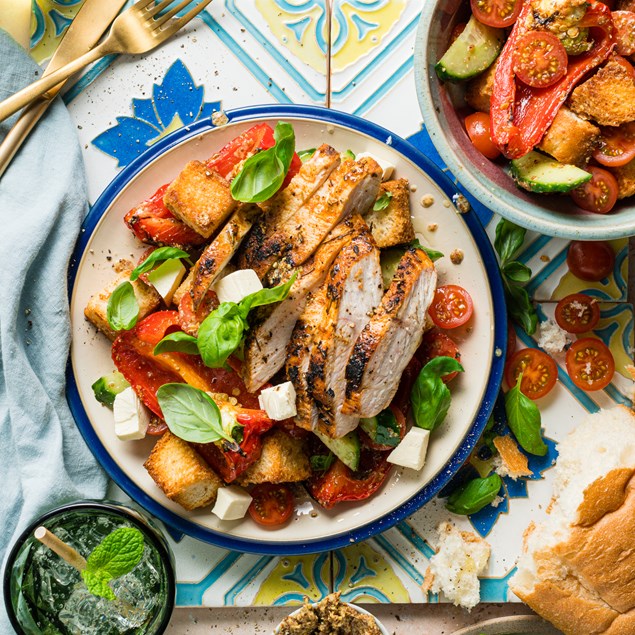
4;501;175;635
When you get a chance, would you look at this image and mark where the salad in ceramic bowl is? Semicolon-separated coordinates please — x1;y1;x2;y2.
68;106;505;553
416;0;635;238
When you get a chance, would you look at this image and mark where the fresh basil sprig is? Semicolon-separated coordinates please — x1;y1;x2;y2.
157;383;233;444
153;332;199;356
81;527;144;601
231;121;295;203
373;191;393;211
494;219;537;335
360;409;401;448
411;238;444;263
298;148;316;162
411;356;464;431
342;149;356;161
196;273;297;368
446;473;503;515
130;247;190;281
310;452;335;472
106;281;139;331
505;374;547;456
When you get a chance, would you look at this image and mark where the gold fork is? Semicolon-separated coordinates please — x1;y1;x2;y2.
0;0;212;123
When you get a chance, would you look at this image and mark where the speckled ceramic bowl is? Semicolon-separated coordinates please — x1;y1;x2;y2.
451;615;562;635
273;602;389;635
414;0;635;240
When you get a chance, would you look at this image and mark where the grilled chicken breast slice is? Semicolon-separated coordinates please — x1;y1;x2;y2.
306;223;383;438
343;247;437;418
238;145;341;275
241;217;364;393
190;205;255;309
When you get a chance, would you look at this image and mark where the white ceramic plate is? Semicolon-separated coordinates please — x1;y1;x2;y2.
68;105;506;553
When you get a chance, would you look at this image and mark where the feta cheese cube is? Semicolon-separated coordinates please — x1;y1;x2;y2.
147;258;186;305
212;485;253;521
213;269;263;305
356;152;395;181
387;427;430;471
258;382;297;420
113;387;150;441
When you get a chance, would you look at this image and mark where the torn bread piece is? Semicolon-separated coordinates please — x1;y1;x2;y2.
422;521;491;610
84;260;161;340
363;178;415;249
493;435;533;480
510;406;635;635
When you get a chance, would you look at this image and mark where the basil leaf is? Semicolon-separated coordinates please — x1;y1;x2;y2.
239;272;297;313
156;383;231;443
505;375;547;456
373;191;393;211
130;247;189;281
494;218;525;265
106;281;139;331
446;474;503;515
197;305;246;368
373;409;402;447
310;452;335;472
411;238;444;262
231;121;295;203
154;332;199;356
502;260;531;283
342;149;356;160
505;281;538;335
298;148;316;162
411;356;464;430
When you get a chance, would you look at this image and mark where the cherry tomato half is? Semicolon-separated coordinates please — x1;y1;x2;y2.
428;285;474;329
416;328;462;382
613;11;635;56
555;294;600;334
505;348;558;399
593;122;635;167
566;241;615;281
470;0;522;28
512;31;568;88
571;167;619;214
248;483;295;526
565;337;615;391
465;112;501;160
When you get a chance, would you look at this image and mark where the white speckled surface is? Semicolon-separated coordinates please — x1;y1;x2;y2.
166;604;539;634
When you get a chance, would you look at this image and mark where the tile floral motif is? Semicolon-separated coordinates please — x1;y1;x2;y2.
31;0;85;63
92;60;221;168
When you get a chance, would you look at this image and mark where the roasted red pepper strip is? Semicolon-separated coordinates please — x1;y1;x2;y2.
491;1;615;159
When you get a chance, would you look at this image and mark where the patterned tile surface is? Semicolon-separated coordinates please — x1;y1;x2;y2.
31;0;633;606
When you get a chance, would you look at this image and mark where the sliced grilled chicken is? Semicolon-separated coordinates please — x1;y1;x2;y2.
343;247;437;418
239;145;341;275
241;217;364;393
190;205;255;309
306;223;383;438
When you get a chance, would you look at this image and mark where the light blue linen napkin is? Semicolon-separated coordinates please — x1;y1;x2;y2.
0;29;108;630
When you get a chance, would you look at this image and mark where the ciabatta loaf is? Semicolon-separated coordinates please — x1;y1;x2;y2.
510;406;635;635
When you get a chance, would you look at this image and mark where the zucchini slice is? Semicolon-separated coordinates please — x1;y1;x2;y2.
510;151;592;194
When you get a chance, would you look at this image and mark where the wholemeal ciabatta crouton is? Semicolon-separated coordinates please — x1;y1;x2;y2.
493;435;533;480
84;259;161;340
569;59;635;127
363;179;415;249
163;160;238;238
614;157;635;199
144;431;222;510
236;429;311;486
537;107;600;166
510;407;635;635
464;60;498;113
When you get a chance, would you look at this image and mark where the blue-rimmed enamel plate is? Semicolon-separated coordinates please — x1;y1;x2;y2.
68;104;506;554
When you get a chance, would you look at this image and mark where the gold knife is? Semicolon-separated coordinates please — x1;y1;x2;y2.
0;0;128;178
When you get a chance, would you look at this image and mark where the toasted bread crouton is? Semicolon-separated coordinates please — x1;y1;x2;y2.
464;60;498;113
84;260;161;340
538;107;600;166
144;431;222;510
493;435;532;479
614;158;635;199
236;429;310;486
569;59;635;127
363;179;415;248
164;160;237;239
